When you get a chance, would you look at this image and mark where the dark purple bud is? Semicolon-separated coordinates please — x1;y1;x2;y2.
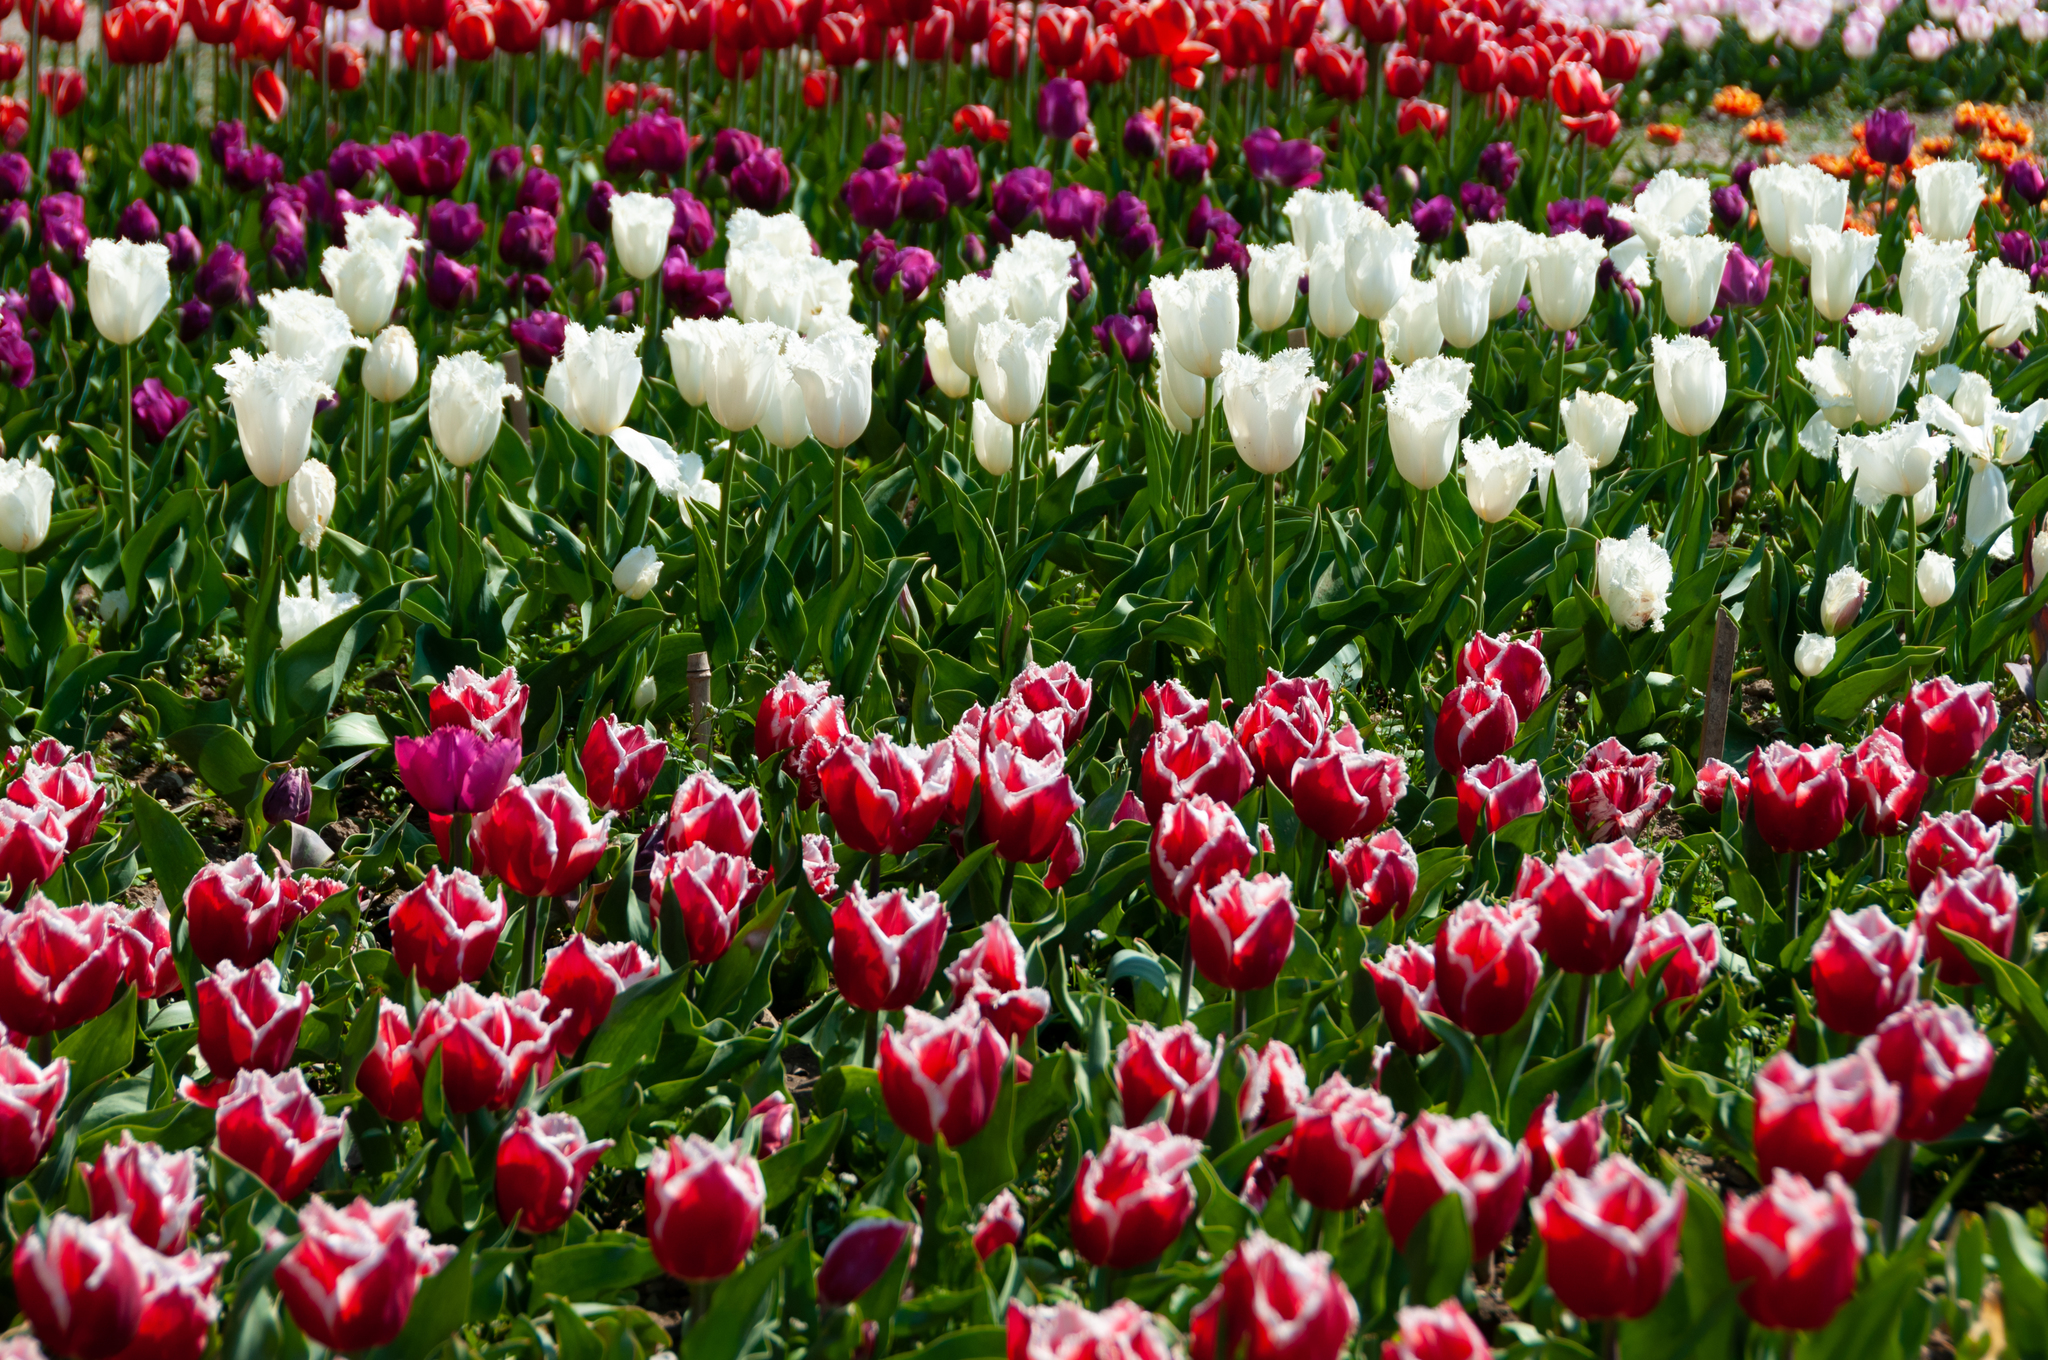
901;175;950;224
1093;313;1154;366
1241;126;1324;189
1068;253;1092;304
210;119;247;165
428;199;486;256
2001;229;2040;272
142;143;201;191
116;199;161;245
1132;287;1157;324
2007;158;2048;208
327;140;379;193
586;180;618;233
178;297;215;343
711;128;764;177
26;264;72;325
992;166;1052;228
842;167;903;230
1122;111;1163;161
1188;195;1239;245
1717;245;1772;310
816;1221;915;1309
859;230;896;263
0;311;32;388
1044;184;1108;242
1117;221;1161;258
1361;184;1390;216
887;245;940;303
603;123;645;179
37;194;88;262
633;113;689;177
499;206;558;270
1205;233;1249;275
1689;313;1724;340
1106;191;1149;243
268;229;307;280
862;135;907;170
731;148;792;212
612;288;637;316
262;767;313;826
959;233;987;269
425;252;479;311
1410;193;1456;245
488;144;526;184
1711;183;1747;227
132;377;192;443
1037;77;1090;142
669;188;716;256
0;154;31;201
164;225;201;273
1477;140;1521;190
224;143;284;194
662;245;731;318
520;273;553;306
1458;181;1504;224
44;148;82;192
1166;140;1214;184
509;310;569;369
1732;159;1758;193
1863;108;1916;165
197;243;251;308
917;146;981;206
573;239;607;294
380;132;471;197
518;167;563;215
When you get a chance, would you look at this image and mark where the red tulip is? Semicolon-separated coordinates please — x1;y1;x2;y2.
1115;1020;1221;1137
1139;718;1254;819
1904;810;2000;895
1364;942;1443;1054
946;917;1050;1041
1328;827;1419;925
353;998;425;1123
495;0;549;47
1384;50;1431;96
1234;671;1333;793
1524;1092;1605;1194
540;934;658;1054
978;697;1070;764
182;855;295;974
1723;1171;1865;1331
1455;755;1545;843
1900;675;1997;778
413;984;564;1114
974;1190;1024;1260
1008;658;1092;746
8;748;107;851
1289;726;1408;843
1752;1048;1899;1185
581;715;667;814
754;672;848;770
1972;750;2034;825
982;741;1086;864
745;1091;794;1158
1567;738;1671;844
473;775;613;900
1434;899;1541;1035
817;734;954;855
817;7;864;61
118;904;178;1001
1189;1233;1359;1360
1456;631;1549;721
1865;1001;1992;1143
429;663;529;743
878;1003;1008;1145
1037;2;1091;63
390;866;506;993
194;958;311;1085
1844;729;1927;838
276;1197;457;1352
1381;1112;1530;1259
1525;839;1659;974
1917;864;2019;984
1622;909;1720;1005
816;1217;915;1306
0;1041;64;1175
11;1214;146;1360
1434;681;1517;777
103;0;180;59
651;844;762;967
1150;793;1253;918
1533;1156;1683;1320
1585;26;1638;77
645;1133;763;1280
1191;871;1296;993
1381;1300;1490;1360
1072;1123;1202;1268
1809;906;1920;1035
1141;678;1209;726
0;896;131;1037
1549;57;1612;113
1287;1074;1403;1210
1010;1300;1178;1360
1696;758;1749;817
0;798;65;903
801;833;840;899
1746;742;1848;853
1238;1039;1308;1134
119;1245;226;1360
214;1068;346;1201
831;882;947;1012
496;1108;613;1234
39;65;85;117
394;725;523;817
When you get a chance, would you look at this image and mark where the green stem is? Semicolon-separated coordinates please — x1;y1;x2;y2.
1358;323;1377;507
1264;475;1277;647
833;447;845;581
1199;377;1214;512
1571;971;1592;1048
1178;930;1195;1021
519;893;545;991
121;345;134;537
1474;519;1495;633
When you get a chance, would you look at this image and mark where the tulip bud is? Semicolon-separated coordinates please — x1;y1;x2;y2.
1905;810;2001;895
1866;1001;1994;1143
1524;1093;1605;1195
878;1004;1008;1145
413;984;564;1114
1191;871;1296;993
1746;742;1848;853
354;997;425;1123
1434;900;1542;1034
1918;551;1957;606
946;917;1050;1042
276;1197;457;1352
1073;1123;1202;1268
194;957;312;1085
10;1213;147;1360
1329;827;1420;925
1819;565;1867;635
611;544;662;601
261;765;313;826
973;1190;1024;1261
540;934;659;1053
817;1218;916;1306
0;456;52;556
363;324;419;402
1189;1234;1358;1360
496;1109;614;1235
1917;864;2019;984
0;1041;66;1175
214;1067;347;1200
1724;1171;1865;1331
1288;1075;1403;1210
1381;1112;1530;1260
1239;1039;1309;1134
1116;1021;1222;1137
831;882;948;1013
1752;1049;1900;1185
1900;675;1998;779
1533;1157;1684;1320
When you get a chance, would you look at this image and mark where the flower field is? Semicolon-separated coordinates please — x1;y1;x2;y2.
3;4;2048;1360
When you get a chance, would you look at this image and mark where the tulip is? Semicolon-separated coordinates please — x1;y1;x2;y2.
1382;281;1444;365
1345;209;1421;321
788;327;878;453
878;1003;1009;1144
1972;751;2033;824
1905;811;2001;895
1222;348;1326;475
1383;1300;1490;1360
1245;242;1304;336
1140;720;1254;819
132;379;192;443
10;1214;147;1360
816;1218;915;1306
1751;163;1850;262
1309;242;1361;340
1801;226;1880;324
1626;909;1723;1006
1569;737;1673;844
1753;1048;1900;1184
982;742;1085;865
1455;755;1546;843
214;1067;346;1200
643;1142;762;1282
84;238;172;346
354;998;425;1122
214;349;333;487
1289;727;1407;842
428;350;520;469
992;232;1077;329
830;882;947;1013
1365;941;1443;1054
0;1041;65;1175
119;1243;224;1360
1527;231;1606;331
1650;333;1727;437
1434;900;1541;1035
1747;741;1850;854
975;1192;1024;1261
1552;391;1634;473
703;318;786;434
1915;160;1985;243
1150;794;1255;920
580;714;665;814
1919;551;1958;607
1282;1074;1401;1210
472;775;613;901
1866;1002;1993;1143
946;917;1050;1041
540;934;659;1053
549;323;643;439
1534;1157;1684;1320
1151;266;1240;380
975;316;1061;428
1901;237;1972;355
1237;1039;1309;1136
194;957;311;1083
1381;1112;1530;1259
1073;1123;1202;1268
1117;1021;1222;1136
0;897;133;1035
0;455;52;559
1528;840;1660;974
1385;360;1472;490
942;273;1009;380
0;800;66;901
318;238;408;337
1013;1300;1178;1360
817;735;956;856
394;725;523;818
277;459;337;556
1524;1092;1605;1194
496;1109;613;1235
648;844;756;966
664;769;763;856
363;325;419;402
1841;729;1925;838
1010;659;1092;742
1328;827;1420;924
1724;1171;1866;1331
1918;864;2019;984
1900;676;1998;778
609;191;676;281
1460;435;1543;525
276;1196;456;1352
413;984;563;1113
1189;1233;1357;1360
1191;871;1295;993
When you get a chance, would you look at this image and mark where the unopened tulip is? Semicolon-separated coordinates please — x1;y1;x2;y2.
540;934;659;1053
700;319;779;433
496;1108;613;1235
276;1197;457;1352
1189;1234;1358;1360
1973;751;2034;824
1456;755;1547;843
1435;680;1517;775
1365;941;1443;1054
1151;266;1239;379
1843;728;1925;838
1524;1093;1605;1194
1800;226;1879;324
974;1191;1024;1261
1751;162;1850;261
1866;1001;1993;1143
1288;1075;1403;1210
1568;737;1672;844
1456;632;1549;720
1559;390;1636;468
752;1091;795;1157
1900;676;1997;778
1382;1112;1530;1259
354;998;425;1123
1915;160;1984;242
1905;810;2001;895
1238;1040;1309;1134
946;917;1050;1041
182;854;290;970
1724;1171;1865;1331
816;1218;915;1306
983;742;1085;864
1151;794;1254;919
429;350;519;468
1753;1048;1900;1184
1527;231;1605;331
1235;671;1334;788
0;456;51;557
214;1067;346;1200
1654;235;1732;330
194;957;311;1083
1073;1123;1202;1268
412;984;564;1114
1246;243;1305;335
1595;526;1673;632
363;325;418;402
214;349;334;486
1918;864;2019;984
84;238;172;345
580;714;665;813
1435;900;1541;1034
1460;435;1543;523
611;192;677;280
1529;840;1660;974
280;458;336;551
0;897;138;1035
1191;871;1296;993
1433;256;1495;350
1747;742;1848;853
1623;909;1721;1004
831;882;947;1012
319;237;408;335
1329;827;1420;924
1117;1021;1221;1136
1534;1157;1684;1320
1919;551;1958;606
1384;362;1471;491
1651;333;1727;436
1222;348;1326;475
1345;209;1421;320
1382;281;1444;365
1383;1300;1490;1360
0;1041;65;1175
788;326;878;450
878;1003;1008;1144
649;844;756;966
976;316;1061;427
1697;758;1751;816
10;1213;147;1360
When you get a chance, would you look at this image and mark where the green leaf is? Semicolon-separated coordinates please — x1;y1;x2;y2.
55;986;137;1093
581;967;693;1098
368;1238;472;1360
682;1232;807;1360
529;1234;665;1302
957;1057;1018;1201
166;724;270;813
1400;1187;1471;1306
762;1109;846;1210
1943;930;2048;1070
892;1327;1009;1360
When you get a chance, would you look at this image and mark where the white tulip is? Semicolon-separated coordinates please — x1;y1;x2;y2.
923;318;972;400
613;545;662;599
1527;232;1607;332
1156;334;1209;435
1750;163;1849;262
1465;221;1535;319
664;316;718;408
1403;355;1475;397
554;323;644;437
1151;267;1239;379
1560;391;1637;468
0;457;53;554
1050;444;1099;493
319;239;408;336
1283;188;1361;256
1819;565;1867;634
258;289;367;389
1919;385;2048;557
1548;441;1594;528
1918;551;1957;605
611;192;677;281
632;675;658;710
1799;227;1880;324
1434;257;1497;350
1914;161;1985;242
1977;259;2048;349
1382;281;1444;365
97;587;131;627
726;208;813;257
1796;346;1859;430
428;351;519;469
704;319;789;434
278;577;359;649
1595;525;1673;632
1794;632;1837;677
1900;237;1974;355
613;425;697;501
1304;242;1359;340
83;238;171;346
1846;311;1933;427
790;327;879;450
344;204;421;257
362;325;418;403
1246;243;1305;335
1652;333;1727;437
1615;171;1714;254
1384;362;1471;490
1655;235;1733;330
1460;436;1544;523
1343;209;1419;321
994;232;1077;330
215;349;335;487
1837;420;1950;508
757;347;812;452
972;399;1013;475
285;458;337;550
1952;371;1995;426
975;316;1061;426
1220;348;1327;476
943;274;1008;379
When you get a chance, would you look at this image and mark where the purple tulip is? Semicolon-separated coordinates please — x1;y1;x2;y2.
44;148;82;192
297;171;337;234
862;135;907;170
395;727;523;816
37;194;88;262
878;245;939;302
1117;221;1161;258
1477;140;1521;190
326;140;379;193
1189;195;1239;245
1206;234;1249;275
518;167;563;215
1361;184;1390;217
1242;126;1324;189
381;132;470;197
1732;160;1759;193
210;119;247;165
1689;314;1725;340
2001;229;2039;272
488;144;526;183
664;255;729;320
1864;108;1916;165
0;201;27;250
586;180;618;233
1458;181;1504;224
268;228;307;280
732;149;791;211
26;265;72;325
197;244;251;307
1711;184;1748;228
636;113;690;176
177;297;215;343
1548;196;1619;244
604;123;647;179
901;175;950;223
918;146;980;206
0;312;33;388
1038;78;1090;142
132;378;192;442
1717;245;1773;309
612;288;638;316
1123;111;1163;161
1106;190;1150;243
668;188;715;256
1411;194;1456;244
516;273;554;306
1093;313;1153;366
135;144;196;197
711;129;764;177
859;231;896;264
1166;140;1214;184
0;154;29;201
426;252;479;311
499;207;558;270
165;225;201;273
1068;254;1093;304
1045;184;1108;242
1132;288;1157;324
428;200;486;256
224;143;284;194
509;311;569;369
2007;158;2048;207
993;167;1052;228
117;199;161;245
843;167;903;229
573;240;607;294
959;232;987;269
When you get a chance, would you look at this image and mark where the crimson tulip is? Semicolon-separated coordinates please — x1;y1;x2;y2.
1287;1074;1403;1210
1191;871;1296;992
1289;726;1408;843
1142;678;1209;726
665;770;765;855
429;663;529;742
389;866;506;993
1696;758;1750;816
1364;942;1443;1054
0;798;65;903
1899;675;1997;778
183;853;295;970
120;1245;226;1360
1116;1020;1221;1136
752;1090;795;1156
1010;1300;1178;1360
353;997;424;1123
496;1108;613;1234
213;1067;346;1200
1526;839;1659;974
1434;680;1518;776
1455;755;1546;843
1008;658;1092;746
801;833;840;899
1456;631;1548;721
1434;899;1541;1035
1746;742;1848;853
878;1003;1008;1145
974;1190;1024;1260
1810;906;1920;1035
1072;1123;1202;1267
540;934;659;1053
1567;738;1672;844
982;696;1072;761
1381;1112;1530;1259
832;882;948;1012
1973;750;2035;824
1865;1001;1993;1143
983;741;1086;864
818;734;955;855
472;776;613;899
1382;1300;1490;1360
755;673;845;760
1533;1156;1684;1320
1752;1048;1899;1184
10;1214;147;1360
1150;793;1254;918
276;1197;457;1351
8;747;108;850
1917;864;2019;984
194;958;310;1084
413;984;564;1114
393;725;523;816
1622;909;1721;1005
0;1040;65;1175
1189;1233;1358;1360
1328;827;1419;924
1524;1093;1605;1194
651;843;760;966
581;714;667;814
645;1133;764;1280
946;917;1050;1040
1238;1039;1308;1133
1234;671;1333;793
816;1217;915;1306
1723;1171;1865;1331
1904;810;2001;895
1138;718;1254;819
120;904;179;1001
1844;729;1927;838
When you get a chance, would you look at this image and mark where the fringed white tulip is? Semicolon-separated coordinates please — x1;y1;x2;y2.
1246;243;1305;335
